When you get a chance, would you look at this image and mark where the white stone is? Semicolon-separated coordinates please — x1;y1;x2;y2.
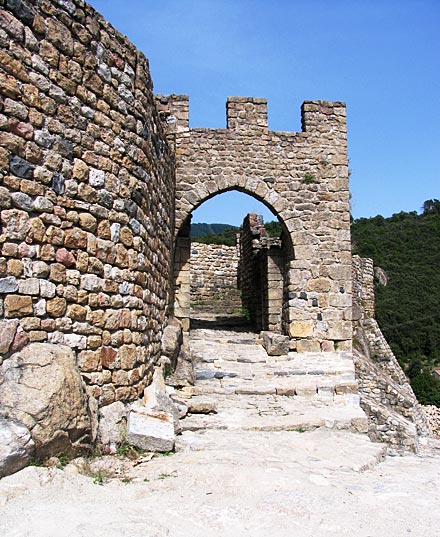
22;258;33;277
0;419;35;478
127;407;175;452
63;333;87;350
80;274;100;291
66;270;80;285
97;401;128;453
34;196;54;213
89;168;105;187
32;261;50;278
110;223;120;242
18;278;40;295
48;331;65;345
34;299;46;316
40;280;56;298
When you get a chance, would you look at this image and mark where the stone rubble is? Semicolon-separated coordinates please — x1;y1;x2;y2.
126;367;181;452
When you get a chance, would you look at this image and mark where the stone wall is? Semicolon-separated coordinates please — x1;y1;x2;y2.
0;0;175;408
156;94;353;352
238;214;284;332
190;242;238;302
352;255;431;451
352;255;374;319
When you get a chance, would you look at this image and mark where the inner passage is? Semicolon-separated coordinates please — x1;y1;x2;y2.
189;212;286;334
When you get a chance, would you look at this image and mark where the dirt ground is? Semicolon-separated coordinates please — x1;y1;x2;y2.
1;429;439;537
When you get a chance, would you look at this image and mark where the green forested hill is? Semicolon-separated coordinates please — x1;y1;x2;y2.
191;223;238;239
191;220;282;246
352;199;440;405
191;224;239;246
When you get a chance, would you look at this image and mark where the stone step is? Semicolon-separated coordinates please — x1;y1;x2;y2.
184;323;368;441
178;376;359;397
174;429;387;473
179;394;368;434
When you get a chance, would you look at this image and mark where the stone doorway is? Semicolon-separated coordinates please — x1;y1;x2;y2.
172;192;294;340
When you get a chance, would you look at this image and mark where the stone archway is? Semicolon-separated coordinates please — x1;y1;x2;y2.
172;188;294;336
156;94;353;352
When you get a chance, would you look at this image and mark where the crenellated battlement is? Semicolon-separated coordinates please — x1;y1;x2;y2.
226;96;268;131
155;95;346;139
155;94;189;134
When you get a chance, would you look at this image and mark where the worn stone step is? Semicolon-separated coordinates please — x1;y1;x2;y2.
184;323;368;442
177;377;359;398
174;429;387;472
180;405;368;435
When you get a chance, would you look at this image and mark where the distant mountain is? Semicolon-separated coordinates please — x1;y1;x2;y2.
191;223;239;238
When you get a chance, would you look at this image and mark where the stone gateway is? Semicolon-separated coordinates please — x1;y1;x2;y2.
0;0;432;474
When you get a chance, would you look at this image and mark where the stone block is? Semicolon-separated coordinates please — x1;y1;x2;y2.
307;277;331;292
120;344;137;370
0;418;35;479
127;407;175;452
161;317;183;364
97;401;127;453
296;339;321;353
64;228;87;249
327;321;352;341
46;297;67;317
78;350;101;372
0;319;19;354
18;277;40;295
187;400;217;414
0;276;19;293
1;209;29;240
55;248;76;267
289;320;314;338
40;279;56;298
5;295;33;317
321;340;335;352
0;343;90;460
7;259;23;277
261;331;289;356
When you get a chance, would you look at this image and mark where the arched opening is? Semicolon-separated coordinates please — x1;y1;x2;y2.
171;188;295;337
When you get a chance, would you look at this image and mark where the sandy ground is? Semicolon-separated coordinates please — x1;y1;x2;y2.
1;429;440;537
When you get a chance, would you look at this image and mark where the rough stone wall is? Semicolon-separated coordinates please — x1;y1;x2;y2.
238;214;265;328
0;0;175;407
352;255;431;451
156;94;352;352
352;255;374;319
190;242;238;302
238;214;284;332
262;247;285;334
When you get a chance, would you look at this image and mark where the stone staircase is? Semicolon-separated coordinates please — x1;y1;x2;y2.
173;325;368;441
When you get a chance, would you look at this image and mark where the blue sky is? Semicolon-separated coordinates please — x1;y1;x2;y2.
89;0;439;226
